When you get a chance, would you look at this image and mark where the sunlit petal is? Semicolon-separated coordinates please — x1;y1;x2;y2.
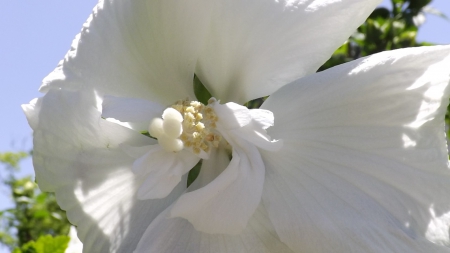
23;90;186;253
261;46;450;252
170;136;265;234
40;0;213;104
210;100;252;129
133;148;199;199
102;96;165;124
136;148;292;252
196;0;381;103
135;204;294;253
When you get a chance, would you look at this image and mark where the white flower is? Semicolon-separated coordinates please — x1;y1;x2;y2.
102;95;283;234
22;0;450;252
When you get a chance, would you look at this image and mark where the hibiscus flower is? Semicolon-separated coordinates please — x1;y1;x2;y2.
23;0;450;252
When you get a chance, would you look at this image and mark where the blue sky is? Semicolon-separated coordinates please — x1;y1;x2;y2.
0;0;449;250
0;0;96;205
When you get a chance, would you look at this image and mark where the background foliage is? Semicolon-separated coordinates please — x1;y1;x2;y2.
0;153;70;252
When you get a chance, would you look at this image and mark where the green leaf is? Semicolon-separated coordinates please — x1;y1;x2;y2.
19;235;70;253
32;210;49;219
193;75;212;105
187;160;202;188
0;152;28;169
369;7;390;19
408;0;432;10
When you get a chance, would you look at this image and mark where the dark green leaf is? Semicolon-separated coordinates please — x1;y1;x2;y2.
193;75;212;105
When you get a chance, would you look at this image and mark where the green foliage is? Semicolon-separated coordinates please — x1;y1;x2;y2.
0;152;28;170
187;160;202;188
7;178;70;247
0;152;71;251
193;74;212;105
12;235;70;253
320;0;435;71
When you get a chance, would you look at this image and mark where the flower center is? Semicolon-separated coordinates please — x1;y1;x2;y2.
148;99;222;157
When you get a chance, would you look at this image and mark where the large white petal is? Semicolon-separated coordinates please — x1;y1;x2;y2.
40;0;213;104
133;147;200;199
135;204;294;253
102;96;165;124
260;46;450;252
196;0;381;103
169;137;265;235
23;90;186;253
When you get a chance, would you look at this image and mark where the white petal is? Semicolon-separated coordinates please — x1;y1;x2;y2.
133;148;199;199
137;164;182;200
175;150;202;176
40;0;213;104
260;46;450;252
102;96;165;124
120;144;154;159
231;120;283;152
135;204;294;253
212;102;281;151
169;134;265;234
426;208;450;247
250;109;274;129
65;226;83;253
21;98;39;129
188;147;230;192
23;90;185;253
131;145;169;175
211;100;252;129
196;0;381;103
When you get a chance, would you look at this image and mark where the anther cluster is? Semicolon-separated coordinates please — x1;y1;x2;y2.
149;99;222;156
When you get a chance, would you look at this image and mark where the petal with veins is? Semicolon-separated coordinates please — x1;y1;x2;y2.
250;109;274;129
102;96;165;124
135;204;294;253
210;100;252;129
196;0;381;103
131;145;169;175
40;0;213;104
120;144;154;160
132;147;199;199
138;147;292;252
22;89;186;253
260;46;450;253
170;134;265;235
231;120;283;152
